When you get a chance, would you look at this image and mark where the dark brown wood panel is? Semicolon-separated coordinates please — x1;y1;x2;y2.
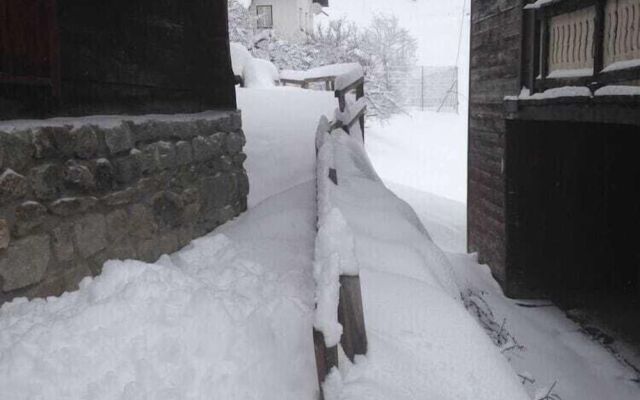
469;0;525;290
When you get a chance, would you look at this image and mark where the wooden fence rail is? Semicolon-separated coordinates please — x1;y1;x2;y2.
312;65;368;399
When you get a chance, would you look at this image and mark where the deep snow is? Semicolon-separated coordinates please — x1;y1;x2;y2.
0;182;320;400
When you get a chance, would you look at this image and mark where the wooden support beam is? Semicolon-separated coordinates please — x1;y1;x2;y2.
338;275;368;361
313;329;338;398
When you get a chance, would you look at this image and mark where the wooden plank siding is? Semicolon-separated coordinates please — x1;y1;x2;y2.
468;0;525;293
0;0;237;119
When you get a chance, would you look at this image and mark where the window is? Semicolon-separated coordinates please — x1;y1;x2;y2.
256;5;273;29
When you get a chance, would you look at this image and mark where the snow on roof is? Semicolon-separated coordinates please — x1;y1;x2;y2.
524;0;563;10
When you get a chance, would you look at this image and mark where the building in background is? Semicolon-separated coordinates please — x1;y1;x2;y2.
248;0;328;42
468;0;639;329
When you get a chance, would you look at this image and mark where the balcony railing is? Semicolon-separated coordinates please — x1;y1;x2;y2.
523;0;640;94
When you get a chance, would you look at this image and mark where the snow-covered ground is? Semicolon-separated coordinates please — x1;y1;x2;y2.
1;82;639;400
0;182;320;400
237;87;336;207
367;111;468;204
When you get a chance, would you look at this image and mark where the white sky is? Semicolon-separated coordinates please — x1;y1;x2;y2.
319;0;470;66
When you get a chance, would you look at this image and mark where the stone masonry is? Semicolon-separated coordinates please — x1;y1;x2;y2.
0;111;248;303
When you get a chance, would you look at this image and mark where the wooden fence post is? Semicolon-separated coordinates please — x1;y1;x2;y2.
338;275;368;360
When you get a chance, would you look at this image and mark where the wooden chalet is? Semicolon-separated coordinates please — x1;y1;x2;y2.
0;0;237;119
469;0;640;327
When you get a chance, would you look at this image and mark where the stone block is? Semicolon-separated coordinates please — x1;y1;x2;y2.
113;150;142;184
226;130;246;154
234;171;250;197
102;187;139;206
152;191;184;228
230;111;243;131
73;126;99;159
0;234;50;291
137;239;158;263
73;214;107;258
232;152;247;166
175;141;193;166
200;173;235;210
106;209;129;242
48;197;98;216
0;169;28;202
193;133;224;162
30;164;63;200
128;204;158;239
64;160;95;190
51;127;77;158
155;141;176;170
15;201;47;236
0;132;33;172
104;124;133;155
95;158;115;191
157;232;179;256
107;239;137;261
51;223;75;262
32;127;61;159
218;155;233;172
0;219;9;249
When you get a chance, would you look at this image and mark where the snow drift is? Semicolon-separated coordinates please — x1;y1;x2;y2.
314;123;529;400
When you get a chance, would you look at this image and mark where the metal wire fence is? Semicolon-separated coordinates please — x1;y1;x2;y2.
387;65;459;113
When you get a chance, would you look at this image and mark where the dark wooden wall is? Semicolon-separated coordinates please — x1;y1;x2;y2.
468;0;525;295
506;120;640;305
0;0;237;119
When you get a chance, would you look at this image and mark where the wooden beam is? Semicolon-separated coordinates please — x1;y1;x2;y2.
593;0;606;77
338;275;368;361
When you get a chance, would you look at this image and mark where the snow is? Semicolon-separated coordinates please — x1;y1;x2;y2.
547;68;594;78
366;111;467;203
243;58;280;88
0;110;234;133
524;0;561;9
236;87;336;207
334;65;364;91
512;86;593;100
281;63;362;81
0;181;320;400
314;126;529;399
230;42;253;77
602;59;640;72
595;85;640;96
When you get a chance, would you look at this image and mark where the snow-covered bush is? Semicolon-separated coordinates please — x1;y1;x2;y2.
243;58;280;88
227;0;418;119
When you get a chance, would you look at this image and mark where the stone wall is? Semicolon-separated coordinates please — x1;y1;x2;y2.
0;111;248;303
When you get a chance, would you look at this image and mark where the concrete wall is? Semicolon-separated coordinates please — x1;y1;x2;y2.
250;0;315;43
0;111;248;303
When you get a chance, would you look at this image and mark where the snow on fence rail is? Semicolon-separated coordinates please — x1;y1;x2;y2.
313;117;368;397
280;63;367;140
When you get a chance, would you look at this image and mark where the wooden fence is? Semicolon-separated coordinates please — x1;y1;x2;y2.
312;67;368;399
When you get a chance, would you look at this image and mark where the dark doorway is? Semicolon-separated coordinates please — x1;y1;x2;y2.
505;120;640;309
